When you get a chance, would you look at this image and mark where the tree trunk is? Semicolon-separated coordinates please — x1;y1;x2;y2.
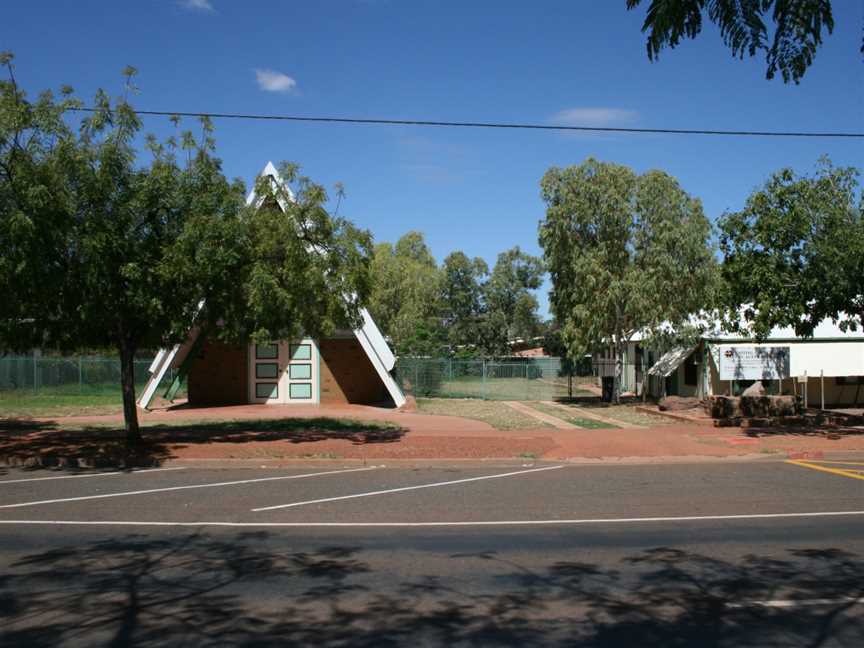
119;341;142;445
613;343;624;405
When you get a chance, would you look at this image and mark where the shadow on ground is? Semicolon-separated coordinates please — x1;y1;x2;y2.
0;417;406;469
0;533;861;646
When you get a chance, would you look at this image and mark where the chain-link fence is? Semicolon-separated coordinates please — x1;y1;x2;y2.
394;357;594;401
0;354;181;397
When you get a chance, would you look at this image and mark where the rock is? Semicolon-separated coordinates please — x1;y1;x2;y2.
741;381;766;397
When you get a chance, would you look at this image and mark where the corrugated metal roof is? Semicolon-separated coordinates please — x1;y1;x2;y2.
648;346;696;377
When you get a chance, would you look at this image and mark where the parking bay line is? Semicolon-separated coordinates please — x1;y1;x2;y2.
0;466;376;509
1;510;864;528
786;460;864;482
252;465;565;512
0;466;186;485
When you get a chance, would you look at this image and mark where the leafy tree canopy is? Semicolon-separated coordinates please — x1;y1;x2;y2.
626;0;844;83
440;251;489;351
368;231;444;355
0;53;372;442
539;158;717;400
483;246;545;353
718;157;863;339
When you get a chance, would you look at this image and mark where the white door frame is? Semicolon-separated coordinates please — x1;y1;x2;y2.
248;339;319;404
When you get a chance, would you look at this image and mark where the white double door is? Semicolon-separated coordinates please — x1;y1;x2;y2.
249;339;319;404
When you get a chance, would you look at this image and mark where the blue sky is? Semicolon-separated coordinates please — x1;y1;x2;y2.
4;0;863;316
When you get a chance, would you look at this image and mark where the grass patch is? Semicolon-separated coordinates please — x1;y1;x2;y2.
530;402;618;429
416;398;552;431
0;391;125;417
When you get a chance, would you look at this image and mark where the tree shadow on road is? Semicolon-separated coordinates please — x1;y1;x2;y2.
0;417;406;469
0;533;861;646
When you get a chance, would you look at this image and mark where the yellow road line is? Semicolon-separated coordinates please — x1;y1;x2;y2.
785;460;864;482
801;459;864;467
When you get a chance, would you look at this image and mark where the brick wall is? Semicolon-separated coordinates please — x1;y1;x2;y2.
188;339;248;405
319;338;389;405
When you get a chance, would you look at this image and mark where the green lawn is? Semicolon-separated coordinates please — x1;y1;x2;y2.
416;398;552;431
529;401;618;429
0;390;126;417
0;379;187;418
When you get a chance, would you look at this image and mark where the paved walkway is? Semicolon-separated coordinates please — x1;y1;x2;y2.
503;402;577;429
539;400;645;428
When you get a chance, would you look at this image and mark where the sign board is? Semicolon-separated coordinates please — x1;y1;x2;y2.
719;346;790;381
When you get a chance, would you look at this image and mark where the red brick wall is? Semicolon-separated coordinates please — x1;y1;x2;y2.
319;338;389;405
187;339;248;405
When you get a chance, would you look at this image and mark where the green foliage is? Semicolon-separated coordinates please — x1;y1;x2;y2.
718;158;863;339
626;0;837;83
0;55;373;440
539;158;717;399
367;232;444;355
484;246;545;351
440;251;488;351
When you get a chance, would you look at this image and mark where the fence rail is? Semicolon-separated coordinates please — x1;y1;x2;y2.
0;355;176;397
394;357;600;401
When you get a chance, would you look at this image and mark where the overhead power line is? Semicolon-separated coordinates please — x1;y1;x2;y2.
70;107;863;139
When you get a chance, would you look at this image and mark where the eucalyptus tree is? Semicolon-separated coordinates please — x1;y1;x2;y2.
440;251;488;352
539;158;716;401
368;231;443;355
483;246;545;354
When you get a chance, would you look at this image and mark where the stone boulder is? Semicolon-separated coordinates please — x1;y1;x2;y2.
741;381;766;397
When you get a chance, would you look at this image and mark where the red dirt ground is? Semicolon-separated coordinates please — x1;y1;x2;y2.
2;401;864;466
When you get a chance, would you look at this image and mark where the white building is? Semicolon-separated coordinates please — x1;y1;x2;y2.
645;317;864;408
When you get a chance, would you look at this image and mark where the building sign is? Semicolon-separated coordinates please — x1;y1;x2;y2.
719;346;790;381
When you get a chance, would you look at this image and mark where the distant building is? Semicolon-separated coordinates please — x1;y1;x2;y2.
642;317;864;407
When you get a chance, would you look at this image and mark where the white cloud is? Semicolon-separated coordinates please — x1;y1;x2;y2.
179;0;214;11
549;107;639;127
254;69;297;93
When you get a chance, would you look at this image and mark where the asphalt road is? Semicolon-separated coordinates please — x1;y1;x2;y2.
0;459;862;646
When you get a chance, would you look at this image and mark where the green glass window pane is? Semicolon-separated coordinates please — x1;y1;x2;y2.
290;344;311;360
289;383;312;399
255;344;278;359
255;382;278;399
256;363;279;379
289;364;311;380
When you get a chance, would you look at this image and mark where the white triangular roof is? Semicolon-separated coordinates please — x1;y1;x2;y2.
138;162;404;409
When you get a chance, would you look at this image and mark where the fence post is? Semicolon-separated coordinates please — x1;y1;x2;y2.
482;359;487;400
78;357;83;394
414;362;420;396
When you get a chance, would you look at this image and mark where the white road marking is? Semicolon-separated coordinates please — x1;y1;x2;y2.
254;465;555;512
727;597;863;609
0;510;863;527
0;467;376;509
0;467;186;485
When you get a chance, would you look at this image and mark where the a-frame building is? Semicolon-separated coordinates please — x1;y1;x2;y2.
137;162;406;409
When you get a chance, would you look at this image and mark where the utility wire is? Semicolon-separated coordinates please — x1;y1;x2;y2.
70;107;863;138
